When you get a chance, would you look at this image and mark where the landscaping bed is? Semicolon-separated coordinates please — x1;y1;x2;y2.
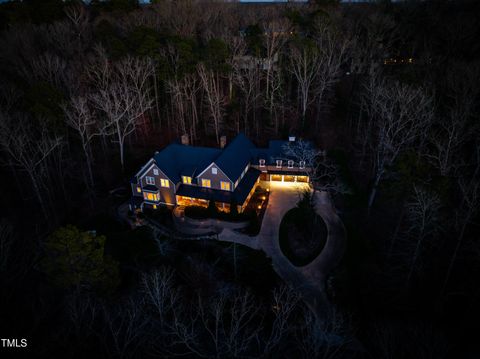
279;194;328;267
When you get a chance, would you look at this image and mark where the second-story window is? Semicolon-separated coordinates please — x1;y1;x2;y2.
182;176;192;184
153;169;159;175
146;176;155;185
299;161;305;169
221;181;230;191
202;179;211;188
259;159;265;167
160;179;169;188
276;160;282;168
212;167;217;175
288;160;294;168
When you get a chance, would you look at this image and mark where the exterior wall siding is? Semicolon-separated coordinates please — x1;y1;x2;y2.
197;163;233;191
140;165;177;205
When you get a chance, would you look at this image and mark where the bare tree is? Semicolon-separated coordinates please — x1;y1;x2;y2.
100;297;149;359
287;39;320;125
0;113;63;220
442;175;480;294
364;79;434;212
90;56;153;171
295;305;351;359
262;15;290;115
232;53;263;136
312;17;349;128
62;96;99;187
198;63;225;144
402;186;442;287
282;140;349;194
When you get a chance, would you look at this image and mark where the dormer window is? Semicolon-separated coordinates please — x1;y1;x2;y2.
299;161;305;169
182;176;192;184
288;160;294;168
212;167;217;175
276;160;282;168
259;159;265;167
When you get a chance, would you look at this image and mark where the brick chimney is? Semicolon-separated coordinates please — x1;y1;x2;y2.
181;134;189;146
220;135;227;149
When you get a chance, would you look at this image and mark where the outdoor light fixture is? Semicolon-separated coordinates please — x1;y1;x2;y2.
258;205;262;209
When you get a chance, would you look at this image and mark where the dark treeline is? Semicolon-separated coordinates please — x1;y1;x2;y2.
0;0;479;358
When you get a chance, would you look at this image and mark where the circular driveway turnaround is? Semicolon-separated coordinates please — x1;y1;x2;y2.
218;181;346;320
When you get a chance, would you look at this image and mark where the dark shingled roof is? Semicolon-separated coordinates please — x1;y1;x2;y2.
143;184;159;192
214;133;256;180
250;139;314;165
176;168;261;205
153;144;221;183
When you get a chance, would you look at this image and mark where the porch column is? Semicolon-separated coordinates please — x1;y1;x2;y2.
281;175;284;182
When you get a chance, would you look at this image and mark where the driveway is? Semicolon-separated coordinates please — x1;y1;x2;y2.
169;181;346;321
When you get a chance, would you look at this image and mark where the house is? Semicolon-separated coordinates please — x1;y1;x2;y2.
130;134;311;213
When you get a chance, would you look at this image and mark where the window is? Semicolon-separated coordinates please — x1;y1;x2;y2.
153;169;159;175
146;176;155;185
136;186;142;193
212;167;217;175
153;204;157;209
160;179;169;188
182;176;192;184
276;160;282;168
259;159;265;167
143;192;159;202
221;181;231;191
202;179;211;188
288;160;294;168
299;161;305;169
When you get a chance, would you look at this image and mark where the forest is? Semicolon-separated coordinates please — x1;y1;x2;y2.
0;0;479;358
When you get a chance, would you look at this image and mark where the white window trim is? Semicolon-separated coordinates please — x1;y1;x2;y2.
299;161;306;169
288;160;294;168
259;159;265;167
153;169;159;175
276;160;282;169
146;176;155;185
212;167;218;175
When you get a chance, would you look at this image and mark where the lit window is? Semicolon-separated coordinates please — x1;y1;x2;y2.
136;186;142;193
288;160;294;168
221;181;230;191
259;159;265;167
153;204;157;209
144;192;159;201
202;179;211;188
153;169;159;175
212;167;217;175
276;160;282;168
182;176;192;184
160;179;169;188
146;176;155;185
299;161;305;169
